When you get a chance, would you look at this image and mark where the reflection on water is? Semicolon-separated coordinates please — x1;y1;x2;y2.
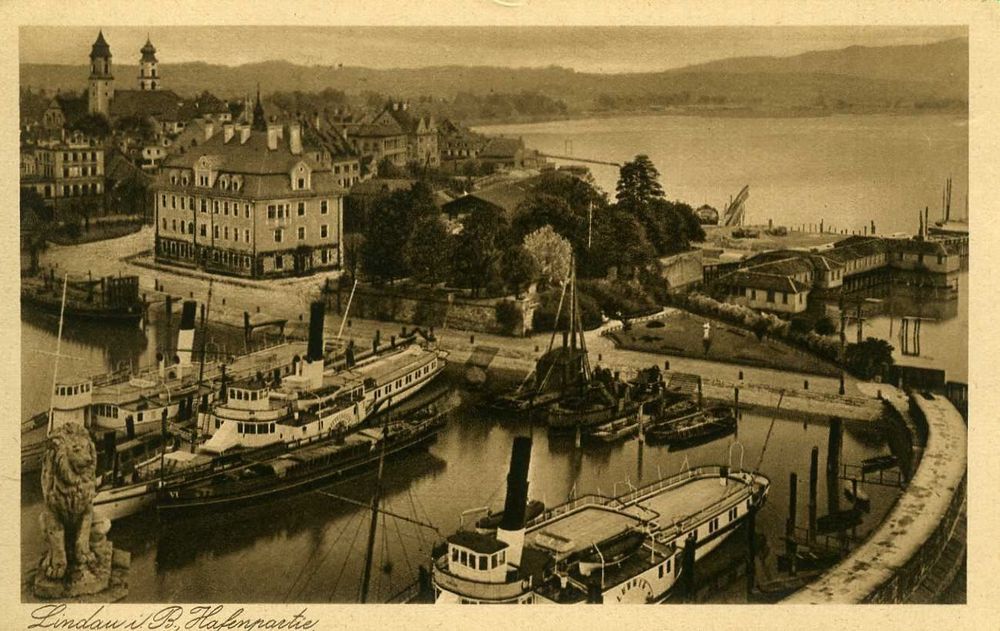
842;271;968;382
21;378;903;602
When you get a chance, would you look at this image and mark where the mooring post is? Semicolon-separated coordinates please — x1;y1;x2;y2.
827;418;843;516
746;502;757;600
683;532;697;602
808;447;819;544
244;311;251;342
786;472;798;576
733;386;740;419
697;378;703;409
165;294;173;319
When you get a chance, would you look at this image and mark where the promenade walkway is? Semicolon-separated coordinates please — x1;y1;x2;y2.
784;391;967;603
37;229;882;421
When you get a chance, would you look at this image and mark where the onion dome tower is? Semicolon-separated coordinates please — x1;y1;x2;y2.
88;30;114;116
138;36;159;91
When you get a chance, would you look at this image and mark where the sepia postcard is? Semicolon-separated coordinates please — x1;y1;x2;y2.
2;1;996;629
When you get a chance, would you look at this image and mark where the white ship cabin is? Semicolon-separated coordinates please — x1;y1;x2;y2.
345;344;444;414
199;373;366;453
95;381;213;438
49;379;94;430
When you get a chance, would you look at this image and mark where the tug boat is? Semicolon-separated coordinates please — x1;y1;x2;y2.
430;436;770;604
645;406;736;446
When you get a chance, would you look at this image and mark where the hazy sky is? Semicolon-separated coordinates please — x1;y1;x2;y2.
20;26;965;74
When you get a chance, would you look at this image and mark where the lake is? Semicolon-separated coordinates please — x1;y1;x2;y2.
476;113;968;236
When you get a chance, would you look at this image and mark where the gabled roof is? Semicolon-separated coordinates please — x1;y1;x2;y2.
479;136;524;160
721;270;811;293
110;89;184;121
442;176;540;217
158;127;346;199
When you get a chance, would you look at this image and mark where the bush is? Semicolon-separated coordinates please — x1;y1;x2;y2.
533;287;603;332
495;300;523;336
645;320;665;328
814;316;837;336
579;279;657;319
790;316;812;335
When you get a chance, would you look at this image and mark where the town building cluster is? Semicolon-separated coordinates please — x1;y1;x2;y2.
19;30;540;279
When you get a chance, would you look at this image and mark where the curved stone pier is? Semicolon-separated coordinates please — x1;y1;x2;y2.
784;391;966;603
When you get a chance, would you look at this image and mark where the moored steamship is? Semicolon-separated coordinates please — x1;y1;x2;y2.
430;437;769;604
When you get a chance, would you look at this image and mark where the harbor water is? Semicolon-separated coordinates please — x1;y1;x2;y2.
21;308;905;602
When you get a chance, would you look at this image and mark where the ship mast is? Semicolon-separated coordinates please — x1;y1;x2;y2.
359;412;389;603
193;280;213;446
46;274;70;434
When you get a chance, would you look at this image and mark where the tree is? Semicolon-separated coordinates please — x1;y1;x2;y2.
522;225;572;288
21;189;52;275
376;157;404;179
343;233;366;281
115;114;156;142
500;245;538;296
110;169;150;218
583;206;656;279
361;194;411;284
452;204;509;297
814;316;837;336
495;300;523;336
616;154;665;210
844;338;895;380
68;113;111;139
405;216;453;284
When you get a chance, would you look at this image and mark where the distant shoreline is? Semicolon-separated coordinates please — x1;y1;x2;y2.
469;106;969;129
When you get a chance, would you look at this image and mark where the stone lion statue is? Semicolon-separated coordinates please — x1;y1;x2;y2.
39;423;98;580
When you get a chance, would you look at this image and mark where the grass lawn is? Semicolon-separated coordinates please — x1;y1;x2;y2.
609;310;840;376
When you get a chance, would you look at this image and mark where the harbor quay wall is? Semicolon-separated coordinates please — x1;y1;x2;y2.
783;392;966;603
327;284;537;337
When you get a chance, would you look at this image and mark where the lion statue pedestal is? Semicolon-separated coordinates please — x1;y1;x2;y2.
32;423;130;602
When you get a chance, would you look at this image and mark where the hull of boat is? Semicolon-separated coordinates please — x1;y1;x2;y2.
157;419;444;518
21;293;142;324
94;481;159;522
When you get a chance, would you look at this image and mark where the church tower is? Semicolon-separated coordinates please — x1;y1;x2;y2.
139;36;159;91
88;30;114;117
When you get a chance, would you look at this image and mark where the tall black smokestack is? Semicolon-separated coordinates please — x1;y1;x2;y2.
307;301;325;362
500;436;532;531
177;300;198;365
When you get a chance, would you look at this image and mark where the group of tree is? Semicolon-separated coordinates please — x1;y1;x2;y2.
351;153;704;322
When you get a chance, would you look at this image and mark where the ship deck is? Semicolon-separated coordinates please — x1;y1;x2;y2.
628;477;742;526
526;506;642;558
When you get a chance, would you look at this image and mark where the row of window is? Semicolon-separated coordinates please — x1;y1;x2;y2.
63;165;101;177
747;288;805;305
61;151;99;162
237;421;277;435
93;403;119;418
372;362;435;400
451;546;505;571
55;383;91;397
656;558;673;579
229;388;265;401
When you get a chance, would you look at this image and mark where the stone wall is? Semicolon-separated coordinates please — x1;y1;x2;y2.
658;249;703;292
330;284;538;337
784;392;966;603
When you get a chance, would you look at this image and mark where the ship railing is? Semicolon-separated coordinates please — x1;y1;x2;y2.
654;484;756;541
524;494;619;529
432;557;532;601
614;465;725;508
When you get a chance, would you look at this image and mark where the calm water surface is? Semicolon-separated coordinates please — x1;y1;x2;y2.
476;113;968;235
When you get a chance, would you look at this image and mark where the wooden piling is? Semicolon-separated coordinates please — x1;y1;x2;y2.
165;295;173;319
826;418;843;517
682;532;697;602
786;472;798;576
733;386;740;419
808;447;819;543
746;503;757;598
